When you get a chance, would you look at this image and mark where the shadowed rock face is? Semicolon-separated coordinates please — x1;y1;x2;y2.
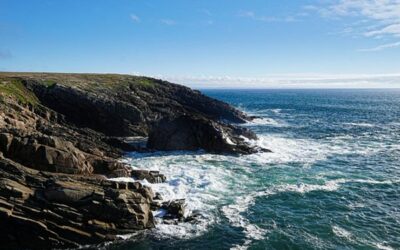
0;72;263;249
21;74;250;138
147;115;260;154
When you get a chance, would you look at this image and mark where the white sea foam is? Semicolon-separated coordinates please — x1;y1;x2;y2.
222;195;268;250
332;225;353;241
117;152;254;240
274;179;345;194
343;122;375;127
388;122;400;127
271;109;283;114
111;130;394;247
114;133;358;245
241;135;329;166
332;225;396;250
348;179;399;185
116;231;141;240
244;117;287;127
375;243;395;250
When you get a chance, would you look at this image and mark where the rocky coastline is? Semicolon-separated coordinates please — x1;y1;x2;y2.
0;72;264;249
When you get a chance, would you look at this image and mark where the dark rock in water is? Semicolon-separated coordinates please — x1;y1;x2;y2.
131;170;166;183
248;115;260;120
161;199;186;220
0;72;265;249
147;115;260;154
154;192;163;200
150;200;162;210
184;210;204;223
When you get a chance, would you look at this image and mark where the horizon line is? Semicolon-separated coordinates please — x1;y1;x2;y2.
2;71;400;89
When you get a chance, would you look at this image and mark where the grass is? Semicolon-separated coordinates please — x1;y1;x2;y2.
0;72;160;96
135;77;156;88
0;78;39;105
42;79;57;88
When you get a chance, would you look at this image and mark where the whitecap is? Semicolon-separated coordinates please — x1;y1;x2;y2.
244;117;287;127
387;122;400;127
241;135;329;166
347;179;399;185
271;108;282;114
273;179;345;194
222;194;269;250
332;225;353;241
343;122;375;127
375;243;395;250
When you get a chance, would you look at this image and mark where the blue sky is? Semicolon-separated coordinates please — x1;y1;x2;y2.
1;0;400;88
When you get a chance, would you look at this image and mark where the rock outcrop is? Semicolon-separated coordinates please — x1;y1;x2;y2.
0;157;154;249
0;72;264;249
147;115;260;154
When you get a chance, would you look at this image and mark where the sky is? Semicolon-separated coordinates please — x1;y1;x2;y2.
0;0;400;88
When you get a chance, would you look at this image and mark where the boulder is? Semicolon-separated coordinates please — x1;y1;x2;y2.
131;170;166;183
161;199;186;220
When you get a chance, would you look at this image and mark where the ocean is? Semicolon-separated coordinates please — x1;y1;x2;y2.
104;89;400;250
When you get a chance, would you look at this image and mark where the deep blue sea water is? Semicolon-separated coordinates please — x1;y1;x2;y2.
104;89;400;250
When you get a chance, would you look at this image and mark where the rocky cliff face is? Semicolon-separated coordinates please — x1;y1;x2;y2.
0;72;262;249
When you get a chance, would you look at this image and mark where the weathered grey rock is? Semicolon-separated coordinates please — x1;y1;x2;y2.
161;199;186;220
0;158;155;250
131;170;166;183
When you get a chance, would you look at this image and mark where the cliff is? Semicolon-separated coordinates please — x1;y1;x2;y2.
0;72;263;249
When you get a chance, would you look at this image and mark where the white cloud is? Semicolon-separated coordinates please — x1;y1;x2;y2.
238;10;297;23
364;23;400;37
130;14;140;23
312;0;400;37
161;19;176;26
359;41;400;51
307;0;400;51
154;74;400;89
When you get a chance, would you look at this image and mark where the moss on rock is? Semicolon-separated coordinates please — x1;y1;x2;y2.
0;78;39;105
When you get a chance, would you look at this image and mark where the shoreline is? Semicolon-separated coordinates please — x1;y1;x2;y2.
0;72;263;249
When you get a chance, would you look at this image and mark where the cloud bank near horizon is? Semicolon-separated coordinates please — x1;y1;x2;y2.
155;74;400;89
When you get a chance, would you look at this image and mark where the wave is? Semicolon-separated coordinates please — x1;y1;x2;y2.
114;134;341;246
343;122;375;127
244;117;286;127
375;243;395;250
241;135;329;166
117;152;256;240
347;179;400;185
271;108;283;114
332;225;395;250
332;225;353;241
388;122;400;127
222;195;268;250
222;178;348;249
111;129;397;248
